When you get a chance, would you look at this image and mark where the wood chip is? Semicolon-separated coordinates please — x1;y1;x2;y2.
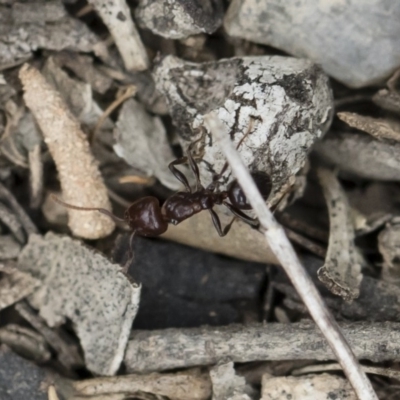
70;368;211;400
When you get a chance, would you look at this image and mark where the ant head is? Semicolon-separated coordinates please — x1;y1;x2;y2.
227;171;272;210
125;197;168;237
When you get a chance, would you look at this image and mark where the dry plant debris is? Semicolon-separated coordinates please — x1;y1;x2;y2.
2;0;400;399
124;321;400;373
0;262;40;311
163;211;278;264
87;0;149;71
17;232;141;375
261;373;356;400
0;1;104;70
113;98;181;190
68;368;211;400
338;111;400;142
0;324;51;363
19;63;115;239
317;168;363;301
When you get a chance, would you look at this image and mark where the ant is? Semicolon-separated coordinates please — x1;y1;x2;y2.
53;125;272;239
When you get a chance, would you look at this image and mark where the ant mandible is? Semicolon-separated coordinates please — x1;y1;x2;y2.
53;125;272;238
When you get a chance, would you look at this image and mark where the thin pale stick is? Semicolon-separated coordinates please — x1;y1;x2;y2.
204;112;378;400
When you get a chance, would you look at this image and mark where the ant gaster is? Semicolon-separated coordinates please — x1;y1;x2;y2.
53;128;272;238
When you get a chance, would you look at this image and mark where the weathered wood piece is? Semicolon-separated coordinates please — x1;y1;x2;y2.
125;322;400;372
70;368;211;400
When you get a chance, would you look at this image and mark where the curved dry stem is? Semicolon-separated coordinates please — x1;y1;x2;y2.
204;112;378;400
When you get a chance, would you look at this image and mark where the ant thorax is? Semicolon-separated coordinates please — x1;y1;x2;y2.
161;191;214;225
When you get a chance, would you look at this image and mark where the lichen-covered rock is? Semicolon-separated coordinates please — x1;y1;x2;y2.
154;55;333;204
224;0;400;88
136;0;223;40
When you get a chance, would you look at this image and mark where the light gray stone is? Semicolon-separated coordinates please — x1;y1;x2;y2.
224;0;400;88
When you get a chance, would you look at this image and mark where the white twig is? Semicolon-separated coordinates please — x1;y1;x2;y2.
88;0;149;71
204;112;378;400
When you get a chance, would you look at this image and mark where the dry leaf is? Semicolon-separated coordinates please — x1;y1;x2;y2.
17;232;141;375
317;168;363;301
162;210;278;264
113;98;181;190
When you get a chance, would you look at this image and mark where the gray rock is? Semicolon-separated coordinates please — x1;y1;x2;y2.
224;0;400;88
154;55;333;203
0;346;48;400
314;131;400;181
113;236;267;329
136;0;223;40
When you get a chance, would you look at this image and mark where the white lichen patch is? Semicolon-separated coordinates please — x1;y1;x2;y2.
17;232;141;376
154;55;333;205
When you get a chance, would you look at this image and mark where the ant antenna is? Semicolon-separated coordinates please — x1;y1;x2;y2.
51;195;126;224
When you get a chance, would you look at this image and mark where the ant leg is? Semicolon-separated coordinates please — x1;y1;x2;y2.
168;156;191;192
208;208;236;237
169;134;205;192
223;201;259;227
186;140;203;191
52;195;126;224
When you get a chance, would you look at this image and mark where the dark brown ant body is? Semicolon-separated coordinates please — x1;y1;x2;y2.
53;132;272;238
